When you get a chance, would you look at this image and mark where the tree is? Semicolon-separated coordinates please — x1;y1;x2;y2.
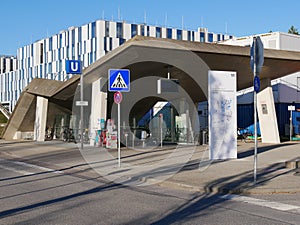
288;25;299;35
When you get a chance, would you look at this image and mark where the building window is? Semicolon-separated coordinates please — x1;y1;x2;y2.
200;32;205;42
131;24;137;38
40;43;43;64
49;37;53;51
72;29;75;44
167;28;172;39
147;26;150;36
117;22;123;38
78;27;82;43
217;34;221;41
141;25;145;36
208;33;213;42
119;38;125;45
191;31;195;41
77;43;81;55
109;37;113;50
72;44;75;59
177;29;182;40
104;38;107;53
59;34;63;48
48;63;52;74
187;31;192;41
91;22;96;38
10;59;13;71
105;21;109;36
31;44;34;56
156;27;161;38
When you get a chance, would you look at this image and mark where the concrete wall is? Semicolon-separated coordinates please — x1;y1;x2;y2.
34;96;48;141
257;87;280;143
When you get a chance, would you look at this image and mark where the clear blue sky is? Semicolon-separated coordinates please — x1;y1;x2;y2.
1;0;300;55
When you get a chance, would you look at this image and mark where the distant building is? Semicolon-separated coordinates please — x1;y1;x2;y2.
0;56;17;73
0;19;233;112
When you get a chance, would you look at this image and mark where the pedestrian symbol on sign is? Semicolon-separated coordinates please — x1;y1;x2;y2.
112;73;128;88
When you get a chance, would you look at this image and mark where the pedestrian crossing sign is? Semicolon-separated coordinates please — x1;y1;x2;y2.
108;69;130;92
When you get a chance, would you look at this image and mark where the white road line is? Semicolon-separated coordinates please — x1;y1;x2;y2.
0;164;34;176
221;194;300;211
0;159;63;175
12;161;63;174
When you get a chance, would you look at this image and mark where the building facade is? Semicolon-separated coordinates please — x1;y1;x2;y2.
0;20;233;112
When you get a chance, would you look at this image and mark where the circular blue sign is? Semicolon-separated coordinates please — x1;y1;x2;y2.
254;75;260;93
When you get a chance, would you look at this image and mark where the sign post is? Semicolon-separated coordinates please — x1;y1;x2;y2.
288;105;295;141
109;69;130;167
250;36;264;184
114;91;123;167
66;60;84;150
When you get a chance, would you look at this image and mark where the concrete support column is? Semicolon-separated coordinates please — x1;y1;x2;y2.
90;78;107;145
34;96;48;142
257;78;280;143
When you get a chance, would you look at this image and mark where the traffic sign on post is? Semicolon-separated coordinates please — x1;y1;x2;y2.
254;75;260;93
250;36;264;75
114;91;123;104
250;36;264;185
108;69;130;92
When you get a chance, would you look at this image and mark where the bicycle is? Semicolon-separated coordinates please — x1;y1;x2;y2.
237;128;254;143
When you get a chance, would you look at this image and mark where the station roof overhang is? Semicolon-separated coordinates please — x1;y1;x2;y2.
82;35;300;102
4;36;300;139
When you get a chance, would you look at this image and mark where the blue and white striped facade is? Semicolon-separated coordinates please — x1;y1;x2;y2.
0;19;233;112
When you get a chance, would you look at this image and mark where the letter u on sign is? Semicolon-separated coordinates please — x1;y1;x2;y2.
66;60;82;74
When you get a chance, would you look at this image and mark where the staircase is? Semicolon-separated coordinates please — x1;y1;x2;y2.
0;103;10;120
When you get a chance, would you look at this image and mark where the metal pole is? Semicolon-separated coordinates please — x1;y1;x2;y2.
290;109;293;141
171;106;175;142
118;103;121;167
253;37;258;184
80;73;84;150
160;115;163;148
132;117;136;149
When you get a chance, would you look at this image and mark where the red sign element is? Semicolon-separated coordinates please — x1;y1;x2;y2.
114;91;123;104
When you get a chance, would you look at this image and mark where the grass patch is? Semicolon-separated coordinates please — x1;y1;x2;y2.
0;113;8;123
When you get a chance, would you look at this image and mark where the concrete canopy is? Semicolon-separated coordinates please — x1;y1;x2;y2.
83;36;300;103
2;76;80;139
3;35;300;140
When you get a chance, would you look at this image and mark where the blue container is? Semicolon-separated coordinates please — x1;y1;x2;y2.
293;111;300;135
237;104;254;129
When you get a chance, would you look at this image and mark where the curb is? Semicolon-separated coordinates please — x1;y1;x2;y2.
144;178;300;195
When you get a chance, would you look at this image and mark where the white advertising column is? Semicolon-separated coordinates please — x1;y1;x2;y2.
208;70;237;160
34;96;48;141
90;78;107;145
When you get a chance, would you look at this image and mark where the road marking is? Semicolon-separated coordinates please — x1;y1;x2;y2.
0;164;34;176
11;161;63;174
221;194;300;211
0;159;63;175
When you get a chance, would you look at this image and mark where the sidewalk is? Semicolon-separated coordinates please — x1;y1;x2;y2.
158;142;300;194
0;139;299;194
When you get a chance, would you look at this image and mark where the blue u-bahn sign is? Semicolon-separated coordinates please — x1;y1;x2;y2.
66;60;82;74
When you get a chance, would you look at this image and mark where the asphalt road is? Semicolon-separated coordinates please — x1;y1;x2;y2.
0;142;300;224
